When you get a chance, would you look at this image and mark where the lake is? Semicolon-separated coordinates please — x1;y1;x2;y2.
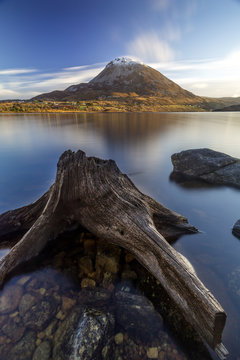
0;112;240;359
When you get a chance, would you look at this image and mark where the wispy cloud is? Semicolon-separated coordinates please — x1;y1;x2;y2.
126;32;175;62
128;1;197;64
149;49;240;97
150;0;197;19
0;68;37;75
0;63;105;100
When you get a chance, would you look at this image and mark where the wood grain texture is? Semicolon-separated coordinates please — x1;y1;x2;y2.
0;150;227;357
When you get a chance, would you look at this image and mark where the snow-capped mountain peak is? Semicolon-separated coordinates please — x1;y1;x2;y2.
108;57;144;67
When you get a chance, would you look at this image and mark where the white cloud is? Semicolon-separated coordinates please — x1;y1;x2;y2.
0;63;105;100
191;83;208;90
147;49;240;97
0;84;20;98
0;69;37;75
127;32;175;62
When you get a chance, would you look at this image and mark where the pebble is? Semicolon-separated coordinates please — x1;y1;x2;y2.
36;339;41;346
62;296;76;312
78;256;93;275
83;239;96;256
147;347;158;359
39;288;46;296
10;311;19;318
114;332;124;345
37;332;45;339
56;310;65;320
45;319;58;337
81;278;96;288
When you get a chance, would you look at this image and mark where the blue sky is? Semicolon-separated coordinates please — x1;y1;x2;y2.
1;0;240;99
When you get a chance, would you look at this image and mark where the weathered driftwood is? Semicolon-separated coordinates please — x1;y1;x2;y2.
0;150;228;358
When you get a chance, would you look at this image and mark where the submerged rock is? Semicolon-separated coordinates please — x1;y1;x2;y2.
53;306;114;360
171;148;240;187
115;291;163;342
8;330;36;360
2;317;25;343
232;219;240;239
0;285;23;314
53;306;84;359
95;240;122;280
19;293;38;317
21;295;59;330
33;340;51;360
71;308;114;360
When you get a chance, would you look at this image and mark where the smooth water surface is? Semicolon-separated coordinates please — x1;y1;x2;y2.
0;112;240;359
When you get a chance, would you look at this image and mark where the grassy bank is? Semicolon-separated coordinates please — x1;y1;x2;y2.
0;100;206;113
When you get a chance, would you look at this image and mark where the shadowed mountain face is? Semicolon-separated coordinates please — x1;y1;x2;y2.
32;57;202;103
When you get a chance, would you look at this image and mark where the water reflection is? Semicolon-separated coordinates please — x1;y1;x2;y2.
0;112;240;358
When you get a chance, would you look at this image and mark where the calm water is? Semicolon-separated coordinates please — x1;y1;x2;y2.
0;112;240;359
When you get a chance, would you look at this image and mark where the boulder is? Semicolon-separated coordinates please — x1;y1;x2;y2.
71;308;114;360
0;285;23;314
8;330;36;360
115;291;163;342
21;295;59;330
171;148;240;187
53;306;114;360
232;219;240;239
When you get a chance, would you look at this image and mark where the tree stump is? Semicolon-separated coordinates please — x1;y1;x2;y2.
0;150;228;358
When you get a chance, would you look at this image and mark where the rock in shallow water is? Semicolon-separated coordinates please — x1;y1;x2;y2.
19;293;38;317
53;306;114;360
115;291;163;342
22;295;59;330
232;219;240;239
33;341;51;360
8;330;36;360
171;148;240;187
2;317;25;343
71;308;114;360
0;285;23;314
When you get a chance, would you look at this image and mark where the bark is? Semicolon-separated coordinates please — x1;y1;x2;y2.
0;150;228;358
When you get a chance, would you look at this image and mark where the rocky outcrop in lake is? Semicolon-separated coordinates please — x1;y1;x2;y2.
171;148;240;241
232;219;240;239
171;148;240;188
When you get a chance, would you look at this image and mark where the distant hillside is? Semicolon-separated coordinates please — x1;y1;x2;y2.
213;103;240;112
202;96;240;110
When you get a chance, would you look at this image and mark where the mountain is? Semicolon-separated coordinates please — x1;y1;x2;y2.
32;57;203;105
